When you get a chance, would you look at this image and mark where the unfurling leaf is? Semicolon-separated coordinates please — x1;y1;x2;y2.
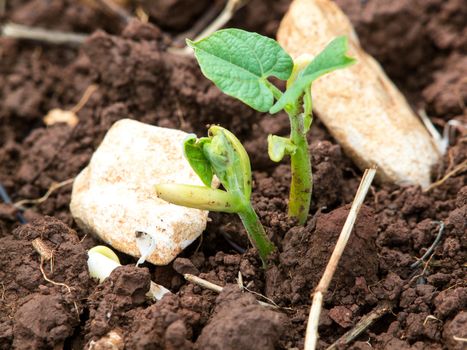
183;135;213;187
187;29;293;112
270;36;356;114
208;126;252;200
268;135;297;162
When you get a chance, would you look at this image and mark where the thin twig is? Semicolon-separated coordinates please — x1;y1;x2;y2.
172;0;225;47
194;0;248;41
410;221;445;269
326;301;393;350
409;253;435;285
169;0;249;55
237;271;244;291
304;167;377;350
94;0;132;23
1;23;87;45
15;178;75;209
184;273;277;308
184;273;223;293
70;84;98;113
423;160;467;192
243;285;283;309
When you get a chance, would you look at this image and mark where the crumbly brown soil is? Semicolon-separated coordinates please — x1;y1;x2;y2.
0;0;466;349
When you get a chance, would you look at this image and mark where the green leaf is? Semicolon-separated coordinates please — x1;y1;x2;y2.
203;132;230;187
268;135;297;162
270;36;356;114
203;126;252;200
187;29;293;112
183;134;213;187
210;126;252;200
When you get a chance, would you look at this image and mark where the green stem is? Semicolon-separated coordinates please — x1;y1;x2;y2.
238;202;275;267
288;112;312;225
155;184;241;213
264;79;283;101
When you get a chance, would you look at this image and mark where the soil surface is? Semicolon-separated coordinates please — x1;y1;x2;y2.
1;0;466;349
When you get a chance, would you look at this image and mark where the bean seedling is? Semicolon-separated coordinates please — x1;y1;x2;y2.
155;125;275;266
187;29;355;224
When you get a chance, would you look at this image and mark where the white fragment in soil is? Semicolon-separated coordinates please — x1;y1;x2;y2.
135;230;156;266
71;119;209;265
87;247;171;301
87;249;121;283
43;108;79;127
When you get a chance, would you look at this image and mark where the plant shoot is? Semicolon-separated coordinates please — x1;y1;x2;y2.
187;29;355;224
155;125;275;265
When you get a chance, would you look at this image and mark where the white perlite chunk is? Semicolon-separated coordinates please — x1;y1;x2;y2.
70;119;208;265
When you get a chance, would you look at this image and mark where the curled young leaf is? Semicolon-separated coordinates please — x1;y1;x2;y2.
268;135;297;162
270;36;356;114
208;126;252;200
184;134;213;187
187;29;293;112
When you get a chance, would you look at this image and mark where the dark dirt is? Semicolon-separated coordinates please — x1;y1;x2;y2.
196;285;286;350
0;0;466;349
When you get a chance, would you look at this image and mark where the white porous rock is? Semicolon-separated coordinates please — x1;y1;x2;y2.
70;119;209;265
278;0;441;188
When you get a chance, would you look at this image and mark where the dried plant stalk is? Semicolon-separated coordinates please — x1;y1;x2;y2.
304;167;376;350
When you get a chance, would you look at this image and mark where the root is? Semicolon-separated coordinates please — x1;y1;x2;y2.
423;315;441;326
15;178;74;210
409;253;435;285
70;84;98;114
424;160;467;192
410;221;445;269
32;238;72;294
39;257;72;294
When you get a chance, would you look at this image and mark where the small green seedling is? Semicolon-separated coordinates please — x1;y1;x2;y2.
187;29;355;224
156;125;275;266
